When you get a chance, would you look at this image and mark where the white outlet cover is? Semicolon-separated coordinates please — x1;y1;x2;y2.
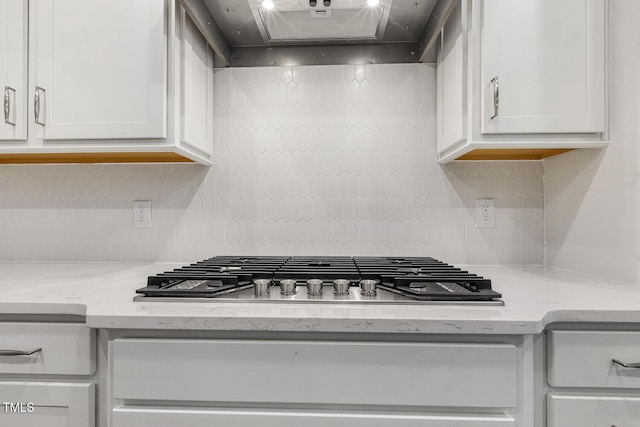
133;200;152;229
475;198;495;228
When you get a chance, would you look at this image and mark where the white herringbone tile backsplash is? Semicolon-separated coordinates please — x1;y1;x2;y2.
0;64;544;264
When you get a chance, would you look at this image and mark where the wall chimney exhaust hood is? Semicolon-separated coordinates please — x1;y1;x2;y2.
178;0;459;67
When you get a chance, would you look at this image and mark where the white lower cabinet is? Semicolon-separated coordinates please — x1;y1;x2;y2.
548;330;640;388
110;338;518;427
547;329;640;427
0;322;95;375
0;382;94;427
113;407;515;427
0;322;96;427
548;394;640;427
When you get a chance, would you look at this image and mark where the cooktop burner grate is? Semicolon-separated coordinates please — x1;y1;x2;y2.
135;256;502;304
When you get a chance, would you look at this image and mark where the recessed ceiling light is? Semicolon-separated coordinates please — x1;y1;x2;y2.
262;0;275;10
367;0;380;6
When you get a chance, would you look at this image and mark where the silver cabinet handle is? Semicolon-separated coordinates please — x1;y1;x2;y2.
612;358;640;369
0;348;42;356
4;86;16;125
34;86;45;125
490;76;499;119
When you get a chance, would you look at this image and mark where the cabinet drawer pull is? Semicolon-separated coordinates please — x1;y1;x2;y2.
612;358;640;368
4;86;16;125
0;348;42;356
34;86;45;125
490;76;499;119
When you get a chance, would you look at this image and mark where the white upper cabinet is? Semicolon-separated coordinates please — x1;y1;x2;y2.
0;0;27;141
30;0;166;140
436;1;467;154
0;0;213;164
481;0;605;134
179;9;214;157
437;0;608;163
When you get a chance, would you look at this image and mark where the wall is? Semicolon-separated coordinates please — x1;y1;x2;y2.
0;63;544;264
545;0;640;283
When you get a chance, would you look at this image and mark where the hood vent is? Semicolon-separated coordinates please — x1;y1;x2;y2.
180;0;458;67
249;0;392;43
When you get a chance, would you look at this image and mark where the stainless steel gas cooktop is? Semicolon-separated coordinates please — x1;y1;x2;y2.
134;256;503;306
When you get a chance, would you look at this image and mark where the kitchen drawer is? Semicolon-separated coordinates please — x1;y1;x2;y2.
113;339;517;408
113;406;516;427
548;330;640;388
548;393;640;427
0;381;94;427
0;323;95;375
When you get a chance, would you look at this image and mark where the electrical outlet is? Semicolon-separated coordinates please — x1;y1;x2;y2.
133;200;152;228
475;198;495;228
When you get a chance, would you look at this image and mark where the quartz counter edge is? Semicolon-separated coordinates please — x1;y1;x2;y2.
0;262;638;334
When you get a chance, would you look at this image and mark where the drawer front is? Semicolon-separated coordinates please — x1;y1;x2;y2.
0;381;94;427
548;393;640;427
113;407;516;427
0;323;95;375
548;330;640;388
113;339;517;408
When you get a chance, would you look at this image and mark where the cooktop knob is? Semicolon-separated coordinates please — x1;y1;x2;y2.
306;279;323;296
253;279;271;296
279;279;297;296
333;279;350;296
359;279;378;297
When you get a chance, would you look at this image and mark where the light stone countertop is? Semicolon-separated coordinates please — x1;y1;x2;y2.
0;262;639;334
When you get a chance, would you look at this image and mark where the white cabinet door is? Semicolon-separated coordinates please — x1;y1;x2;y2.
180;8;213;156
0;322;95;376
548;394;640;427
113;406;516;427
0;382;94;427
436;0;466;154
548;330;640;389
30;0;166;140
0;0;27;141
113;339;517;408
481;0;605;134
